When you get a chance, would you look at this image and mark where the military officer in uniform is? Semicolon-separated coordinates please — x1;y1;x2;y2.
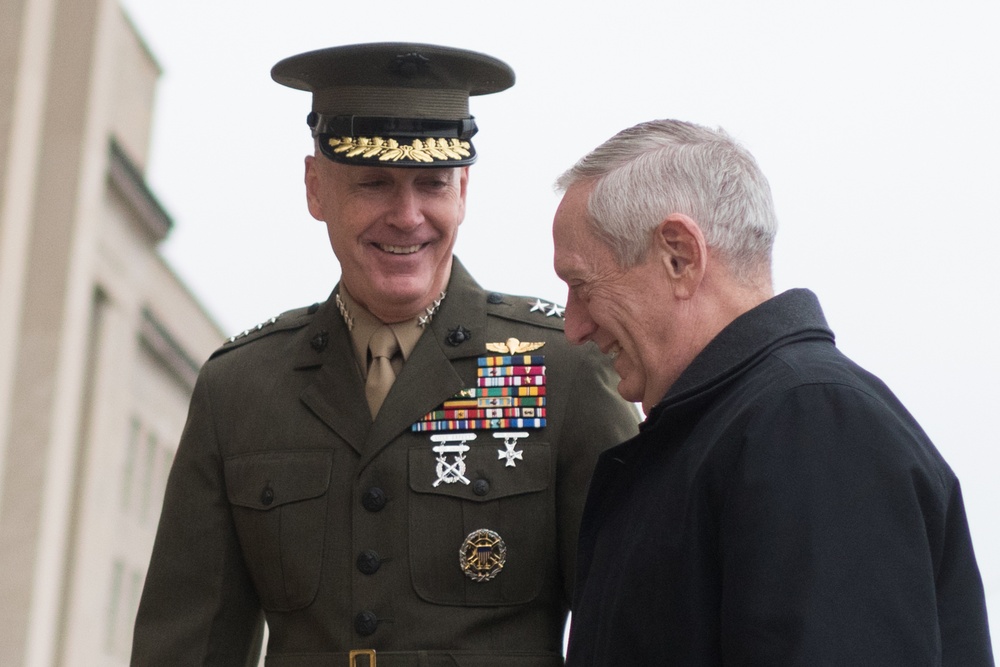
131;42;639;666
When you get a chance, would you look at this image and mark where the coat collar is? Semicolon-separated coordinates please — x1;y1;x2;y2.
644;288;834;427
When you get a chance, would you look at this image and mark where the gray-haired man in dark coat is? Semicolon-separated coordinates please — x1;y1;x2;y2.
552;119;994;665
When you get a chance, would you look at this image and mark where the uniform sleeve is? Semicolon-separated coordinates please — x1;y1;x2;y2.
719;382;993;666
131;370;264;666
555;345;640;605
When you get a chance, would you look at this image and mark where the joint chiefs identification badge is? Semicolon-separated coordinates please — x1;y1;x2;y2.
460;528;507;582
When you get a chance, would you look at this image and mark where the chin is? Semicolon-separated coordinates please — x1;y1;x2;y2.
369;279;438;311
615;379;642;405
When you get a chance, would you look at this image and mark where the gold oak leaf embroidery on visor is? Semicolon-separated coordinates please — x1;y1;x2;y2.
328;136;472;163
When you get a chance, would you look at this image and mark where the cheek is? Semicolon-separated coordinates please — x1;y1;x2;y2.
433;202;464;236
589;292;634;333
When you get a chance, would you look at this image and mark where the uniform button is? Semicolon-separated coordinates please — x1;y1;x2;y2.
260;486;274;506
355;610;379;636
487;292;505;304
362;487;387;512
472;478;490;496
357;549;382;575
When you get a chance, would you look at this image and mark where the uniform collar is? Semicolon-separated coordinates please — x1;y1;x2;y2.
335;284;443;376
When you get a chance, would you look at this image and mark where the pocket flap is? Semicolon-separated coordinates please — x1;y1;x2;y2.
225;450;332;510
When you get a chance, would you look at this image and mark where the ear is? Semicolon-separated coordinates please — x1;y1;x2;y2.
655;213;707;300
304;155;324;221
455;166;470;226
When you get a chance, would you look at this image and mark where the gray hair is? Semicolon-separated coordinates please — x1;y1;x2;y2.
555;119;777;284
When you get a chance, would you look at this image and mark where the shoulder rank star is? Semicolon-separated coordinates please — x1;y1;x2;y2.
485;338;545;355
528;298;565;318
227;315;279;343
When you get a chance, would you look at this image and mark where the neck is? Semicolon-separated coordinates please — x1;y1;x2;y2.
338;284;447;330
642;268;772;413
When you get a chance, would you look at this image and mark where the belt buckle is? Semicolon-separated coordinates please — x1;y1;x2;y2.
349;649;376;667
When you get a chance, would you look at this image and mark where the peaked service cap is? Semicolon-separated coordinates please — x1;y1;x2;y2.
271;42;514;167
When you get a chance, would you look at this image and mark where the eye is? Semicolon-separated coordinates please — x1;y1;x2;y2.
419;177;450;190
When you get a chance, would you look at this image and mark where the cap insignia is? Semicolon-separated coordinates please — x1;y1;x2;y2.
393;52;431;75
328;136;472;163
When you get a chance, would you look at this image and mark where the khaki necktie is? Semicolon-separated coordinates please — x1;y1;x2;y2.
366;325;399;417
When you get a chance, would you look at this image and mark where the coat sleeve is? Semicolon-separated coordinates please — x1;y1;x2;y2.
131;369;264;666
554;344;640;606
719;382;993;666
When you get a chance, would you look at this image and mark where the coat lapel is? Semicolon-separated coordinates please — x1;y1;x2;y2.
298;292;370;455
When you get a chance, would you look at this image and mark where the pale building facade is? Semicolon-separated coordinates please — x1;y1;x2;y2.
0;0;225;665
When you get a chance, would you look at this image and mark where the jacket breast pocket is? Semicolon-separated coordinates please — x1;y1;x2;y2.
407;438;554;606
225;450;332;611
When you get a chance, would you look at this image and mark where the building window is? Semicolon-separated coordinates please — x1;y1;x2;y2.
121;417;141;512
105;560;124;654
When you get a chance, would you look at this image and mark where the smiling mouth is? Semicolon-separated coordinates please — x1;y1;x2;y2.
375;242;425;255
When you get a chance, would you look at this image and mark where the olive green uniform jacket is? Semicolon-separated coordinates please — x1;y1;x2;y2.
131;259;639;666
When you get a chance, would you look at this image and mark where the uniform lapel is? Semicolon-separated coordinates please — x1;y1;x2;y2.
362;259;487;463
298;291;370;455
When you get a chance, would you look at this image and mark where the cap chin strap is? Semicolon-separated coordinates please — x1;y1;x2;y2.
309;113;478;140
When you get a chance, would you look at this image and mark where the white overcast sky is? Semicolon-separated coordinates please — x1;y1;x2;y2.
122;0;999;647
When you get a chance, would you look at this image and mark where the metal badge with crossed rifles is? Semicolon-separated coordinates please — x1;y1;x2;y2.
430;433;476;487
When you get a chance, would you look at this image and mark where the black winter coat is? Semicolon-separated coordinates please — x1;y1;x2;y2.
567;289;993;666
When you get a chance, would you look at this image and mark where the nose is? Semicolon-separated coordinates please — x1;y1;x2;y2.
386;183;424;230
563;292;597;345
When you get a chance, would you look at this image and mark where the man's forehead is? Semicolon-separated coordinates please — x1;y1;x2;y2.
553;185;595;241
553;216;599;278
333;163;466;181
